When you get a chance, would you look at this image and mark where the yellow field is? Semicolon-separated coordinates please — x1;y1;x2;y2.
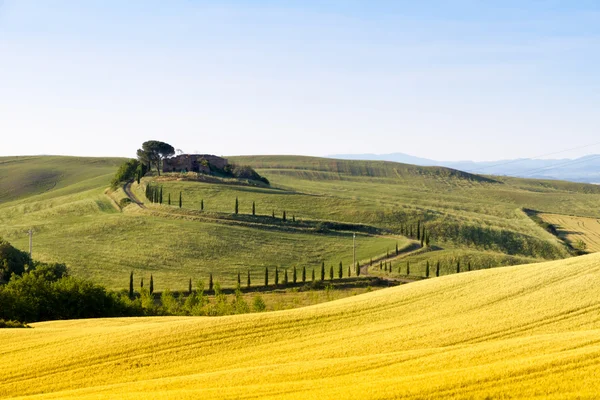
540;213;600;252
3;254;600;399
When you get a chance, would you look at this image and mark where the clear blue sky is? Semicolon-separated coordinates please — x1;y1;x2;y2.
1;1;599;161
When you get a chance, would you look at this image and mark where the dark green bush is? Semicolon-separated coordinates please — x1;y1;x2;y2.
0;319;30;328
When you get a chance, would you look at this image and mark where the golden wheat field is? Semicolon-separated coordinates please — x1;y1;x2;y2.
3;254;600;399
540;213;600;252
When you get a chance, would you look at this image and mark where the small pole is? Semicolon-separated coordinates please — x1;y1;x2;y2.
28;229;33;257
353;233;356;273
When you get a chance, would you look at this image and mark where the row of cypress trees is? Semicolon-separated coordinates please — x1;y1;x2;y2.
129;257;473;298
377;259;473;277
129;260;366;297
145;184;182;208
400;220;431;247
129;272;155;298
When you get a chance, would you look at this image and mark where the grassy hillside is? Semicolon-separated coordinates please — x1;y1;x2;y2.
3;253;600;399
3;154;600;290
0;156;125;204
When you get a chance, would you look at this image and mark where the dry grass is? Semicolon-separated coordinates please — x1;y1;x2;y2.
539;213;600;252
3;253;600;399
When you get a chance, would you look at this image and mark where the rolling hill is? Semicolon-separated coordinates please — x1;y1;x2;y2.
2;154;600;290
2;253;600;399
328;152;600;183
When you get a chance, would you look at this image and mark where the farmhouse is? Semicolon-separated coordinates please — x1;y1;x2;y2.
163;154;228;173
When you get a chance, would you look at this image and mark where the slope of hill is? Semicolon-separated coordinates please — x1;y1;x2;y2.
328;152;600;183
0;156;126;204
4;155;600;290
2;253;600;399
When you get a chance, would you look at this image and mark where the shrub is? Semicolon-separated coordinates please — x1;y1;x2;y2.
119;198;132;208
0;319;30;328
110;159;141;189
252;295;266;312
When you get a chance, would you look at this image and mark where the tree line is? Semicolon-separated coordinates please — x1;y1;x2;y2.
144;187;298;221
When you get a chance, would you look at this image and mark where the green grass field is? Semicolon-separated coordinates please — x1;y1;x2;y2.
3;155;600;290
3;252;600;399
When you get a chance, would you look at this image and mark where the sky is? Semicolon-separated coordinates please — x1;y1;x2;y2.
1;1;599;161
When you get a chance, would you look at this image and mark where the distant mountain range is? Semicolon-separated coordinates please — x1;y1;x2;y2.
327;153;600;183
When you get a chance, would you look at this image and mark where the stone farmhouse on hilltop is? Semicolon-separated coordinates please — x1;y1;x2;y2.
163;154;228;173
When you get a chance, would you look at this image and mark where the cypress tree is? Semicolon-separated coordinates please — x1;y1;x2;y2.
201;199;204;211
145;184;149;200
179;191;182;208
136;171;141;185
356;262;360;277
468;261;471;272
292;215;296;222
348;264;351;277
275;266;279;286
395;242;399;255
379;260;383;270
129;271;134;298
292;266;297;283
237;271;241;288
247;270;251;287
457;260;460;274
417;220;421;240
252;201;256;216
410;225;413;238
426;261;430;277
283;269;288;285
264;267;268;287
320;261;325;281
370;257;373;266
406;261;410;276
338;261;343;279
189;278;192;294
312;268;315;282
209;273;214;291
140;277;144;289
302;266;306;283
272;210;275;218
420;229;425;247
168;193;171;205
283;210;286;221
159;187;163;204
235;197;239;214
436;261;440;277
426;233;431;247
329;265;334;281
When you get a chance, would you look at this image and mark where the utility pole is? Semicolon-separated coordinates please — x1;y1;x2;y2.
28;229;33;257
353;233;356;272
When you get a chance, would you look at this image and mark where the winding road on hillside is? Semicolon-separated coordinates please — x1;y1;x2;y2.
122;179;436;284
360;242;431;283
123;181;145;208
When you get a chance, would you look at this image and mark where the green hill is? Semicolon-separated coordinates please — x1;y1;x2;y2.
0;156;126;204
2;154;600;290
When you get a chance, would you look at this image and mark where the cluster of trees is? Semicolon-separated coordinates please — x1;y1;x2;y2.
0;260;142;323
400;220;431;247
0;237;32;283
110;159;145;189
224;165;270;185
137;140;175;176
